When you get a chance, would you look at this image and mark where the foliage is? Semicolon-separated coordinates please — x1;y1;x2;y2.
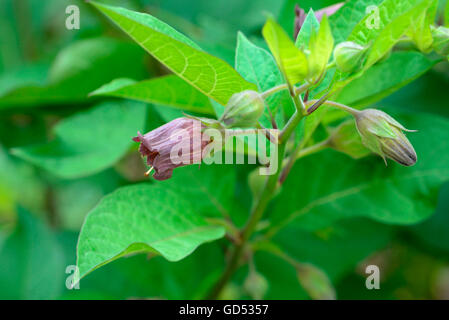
1;0;449;300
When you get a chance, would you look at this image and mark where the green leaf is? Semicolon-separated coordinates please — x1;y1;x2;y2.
91;76;214;115
59;232;225;300
295;9;320;50
159;165;238;221
91;2;255;106
0;38;147;109
446;0;449;26
76;181;226;280
262;18;308;88
348;0;436;68
329;0;384;44
235;32;294;128
12;101;146;179
269;112;449;232
334;51;437;107
273;218;392;281
0;208;65;299
0;146;44;217
410;182;449;253
307;15;334;82
405;0;438;52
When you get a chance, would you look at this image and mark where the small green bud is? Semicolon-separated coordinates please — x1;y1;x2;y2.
354;109;417;166
219;90;265;128
431;26;449;56
333;41;368;73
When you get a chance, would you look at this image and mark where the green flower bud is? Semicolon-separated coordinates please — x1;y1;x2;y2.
333;41;368;73
431;26;449;56
219;90;265;128
354;109;417;166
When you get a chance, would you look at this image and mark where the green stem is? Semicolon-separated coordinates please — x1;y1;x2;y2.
295;139;329;160
207;143;286;299
261;83;309;99
307;99;360;116
261;84;288;99
280;95;307;143
207;83;307;299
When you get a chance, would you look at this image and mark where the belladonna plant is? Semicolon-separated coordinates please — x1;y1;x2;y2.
71;0;449;300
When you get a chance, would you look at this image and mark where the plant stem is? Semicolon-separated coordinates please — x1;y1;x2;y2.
307;99;360;116
295;139;329;160
261;83;309;99
207;84;307;299
207;142;287;299
261;84;288;99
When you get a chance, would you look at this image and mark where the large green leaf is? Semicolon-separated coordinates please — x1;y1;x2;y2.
159;165;239;221
334;51;437;107
329;0;384;44
269;112;449;232
76;180;226;280
348;0;436;68
272;218;392;282
262;18;308;87
91;76;214;115
12;101;146;179
235;32;294;128
409;182;449;253
91;2;255;106
64;242;225;300
0;38;147;109
0;208;65;299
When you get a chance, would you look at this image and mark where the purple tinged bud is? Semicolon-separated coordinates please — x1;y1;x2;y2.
354;109;417;167
132;117;211;180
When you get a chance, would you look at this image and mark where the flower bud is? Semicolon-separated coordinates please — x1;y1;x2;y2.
333;41;368;73
354;109;417;166
219;90;265;128
431;26;449;56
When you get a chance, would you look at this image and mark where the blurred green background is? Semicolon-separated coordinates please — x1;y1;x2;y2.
1;0;449;299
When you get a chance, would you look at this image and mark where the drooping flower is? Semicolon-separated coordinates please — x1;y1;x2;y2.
132;118;211;180
354;109;417;166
